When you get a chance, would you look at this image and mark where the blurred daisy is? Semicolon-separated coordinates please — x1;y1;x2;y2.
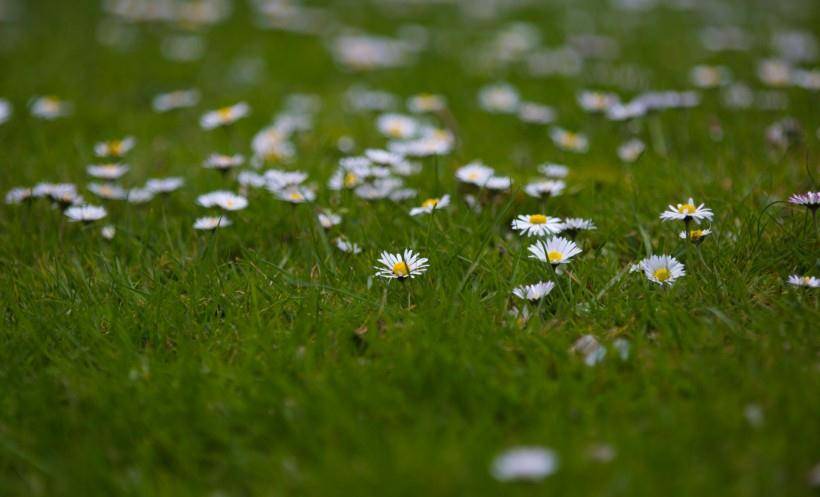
561;218;597;236
638;255;685;286
94;137;135;158
101;225;116;240
538;163;569;178
152;89;200;113
491;447;557;482
517;102;555;124
374;249;429;280
529;237;582;266
478;83;520;113
550;127;588;153
88;182;127;200
512;281;555;301
456;162;495;186
0;99;11;124
5;187;32;204
30;96;71;120
660;198;713;224
690;65;731;88
317;210;342;228
197;191;248;211
194;216;232;230
365;148;404;166
274;186;315;204
203;153;244;172
408;93;446;113
524;180;565;198
617;139;645;163
788;191;819;212
87;163;129;180
126;188;154;204
200;102;249;130
678;228;712;244
485;176;512;191
578;91;619;113
512;214;563;237
334;237;362;254
265;169;309;190
65;205;107;223
410;194;450;216
787;275;819;288
146;177;184;194
377;113;418;139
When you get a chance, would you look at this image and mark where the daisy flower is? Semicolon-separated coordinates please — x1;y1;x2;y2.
274;186;315;204
64;205;107;223
690;64;731;88
788;191;819;212
538;163;569;178
88;182;127;200
407;93;446;113
678;228;712;244
87;163;130;180
265;169;309;191
152;89;200;113
5;187;32;205
528;236;582;266
512;281;555;301
0;99;11;125
561;218;597;235
456;162;495;186
637;255;686;286
376;113;418;140
317;210;342;229
196;191;248;211
374;249;429;280
550;127;588;153
145;177;184;194
511;214;563;237
617;139;645;163
409;194;450;216
578;91;619;113
787;275;819;288
126;188;154;204
94;137;135;158
491;447;557;482
524;180;565;198
203;153;244;172
334;237;362;254
200;102;249;130
30;96;71;120
101;225;116;240
517;102;555;124
364;148;404;166
478;83;520;114
194;216;232;230
485;176;512;191
660;198;714;225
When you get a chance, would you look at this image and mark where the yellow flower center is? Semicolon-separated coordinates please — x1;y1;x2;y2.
392;261;409;277
225;199;235;208
422;198;439;209
547;251;563;263
218;107;233;119
344;172;359;188
654;268;670;282
678;203;696;214
529;214;548;225
563;133;579;147
387;122;405;137
289;192;303;201
110;141;123;155
467;172;479;180
689;229;705;240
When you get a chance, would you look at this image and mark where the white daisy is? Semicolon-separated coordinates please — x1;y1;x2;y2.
788;191;819;211
485;176;512;191
0;99;12;125
5;187;32;204
87;163;130;180
317;210;342;228
30;96;71;120
456;162;495;186
491;447;558;482
265;169;309;190
407;93;446;113
678;228;712;243
196;191;248;211
377;113;418;140
511;214;563;237
94;137;135;158
512;281;555;301
409;194;450;216
126;188;154;204
101;225;116;240
528;236;582;266
637;255;686;286
517;102;555;124
364;148;404;166
88;182;127;200
550;127;588;153
200;102;249;130
787;275;819;288
478;83;520;114
578;91;619;113
203;153;244;171
145;177;184;194
537;163;569;178
524;180;565;198
194;216;232;230
274;186;315;204
334;237;362;254
660;198;714;224
561;218;597;234
617;139;645;163
374;249;429;280
64;205;107;223
152;89;200;112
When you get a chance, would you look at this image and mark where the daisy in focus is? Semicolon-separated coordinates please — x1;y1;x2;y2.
660;198;714;225
512;281;555;301
787;275;819;288
64;205;107;223
200;102;250;130
511;214;563;237
193;216;232;230
409;194;450;216
528;236;582;266
94;137;135;158
637;255;686;286
788;191;819;212
374;249;429;280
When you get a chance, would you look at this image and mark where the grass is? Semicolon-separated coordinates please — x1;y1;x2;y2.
1;0;819;495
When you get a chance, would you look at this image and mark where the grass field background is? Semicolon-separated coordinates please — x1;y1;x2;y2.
1;0;818;495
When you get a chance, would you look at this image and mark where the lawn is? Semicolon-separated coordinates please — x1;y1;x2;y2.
0;0;818;495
